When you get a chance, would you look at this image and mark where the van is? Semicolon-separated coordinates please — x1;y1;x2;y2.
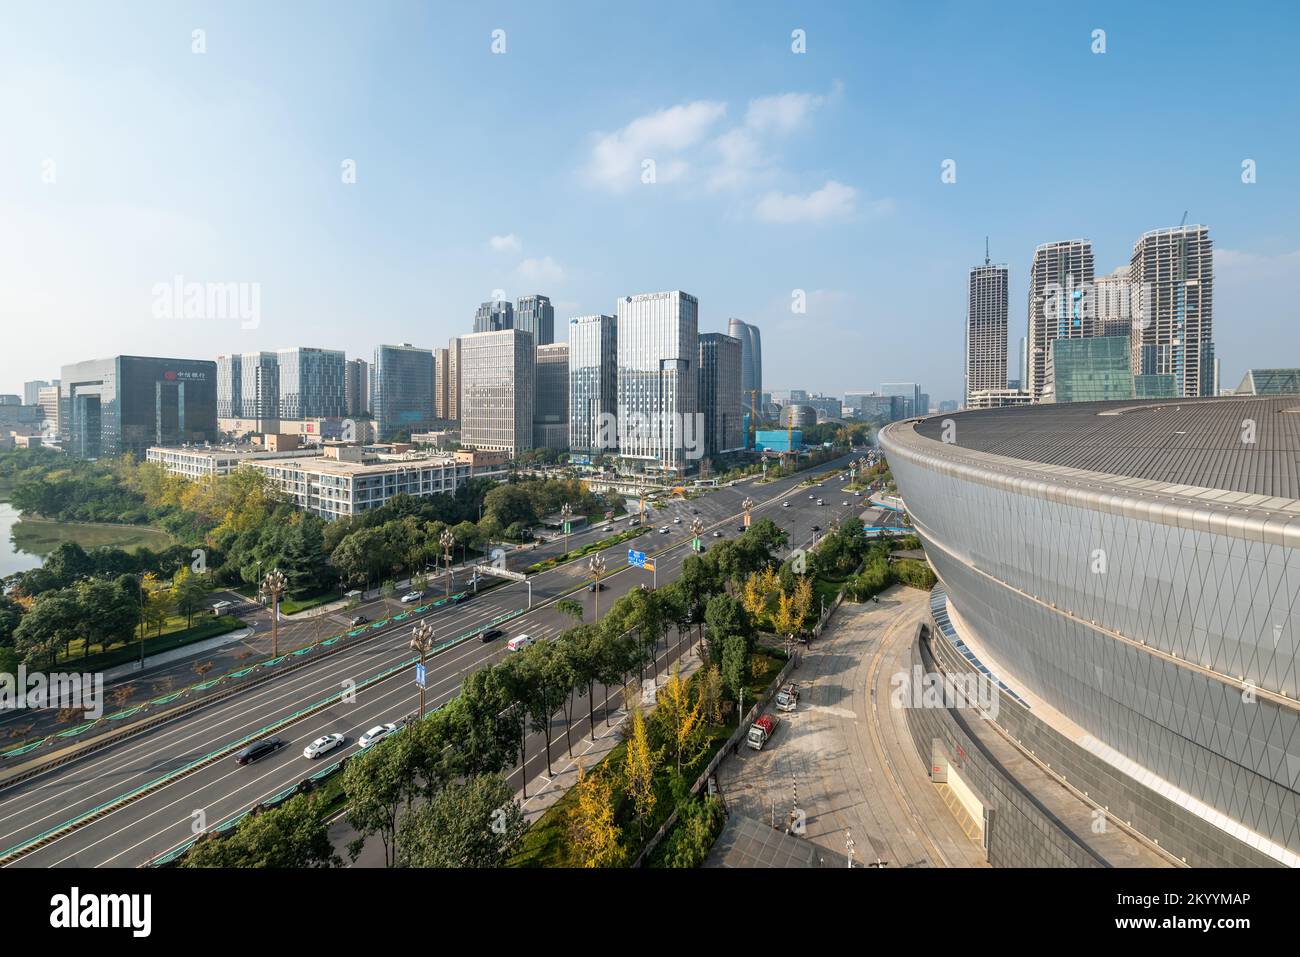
210;600;233;616
506;634;536;652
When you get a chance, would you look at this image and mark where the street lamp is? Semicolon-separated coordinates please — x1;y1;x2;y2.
742;497;754;531
262;568;287;659
409;619;435;723
440;528;455;598
690;517;704;552
846;828;855;868
560;502;574;554
588;553;605;621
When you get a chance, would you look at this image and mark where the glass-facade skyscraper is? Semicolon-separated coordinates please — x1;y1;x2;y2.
240;351;279;420
516;294;555;346
60;355;217;458
277;347;345;419
617;291;700;476
568;314;617;454
698;332;743;459
372;344;434;439
473;299;514;334
460;329;535;454
727;317;762;419
533;342;569;449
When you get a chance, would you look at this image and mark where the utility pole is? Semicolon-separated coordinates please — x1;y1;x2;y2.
560;502;574;554
261;568;287;659
588;553;605;621
440;528;455;599
410;619;435;724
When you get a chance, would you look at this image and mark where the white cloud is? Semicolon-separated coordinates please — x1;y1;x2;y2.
517;256;566;283
744;92;825;135
585;100;727;192
754;180;859;223
489;233;521;253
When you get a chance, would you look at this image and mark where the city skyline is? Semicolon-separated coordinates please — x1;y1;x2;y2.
3;2;1297;401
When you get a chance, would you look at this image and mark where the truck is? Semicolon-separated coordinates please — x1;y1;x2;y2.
774;683;799;712
747;713;779;750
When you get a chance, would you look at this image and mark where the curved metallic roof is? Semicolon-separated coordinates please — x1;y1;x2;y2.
913;397;1300;500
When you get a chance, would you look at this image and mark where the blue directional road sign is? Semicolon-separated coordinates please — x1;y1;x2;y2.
628;549;647;569
415;663;427;688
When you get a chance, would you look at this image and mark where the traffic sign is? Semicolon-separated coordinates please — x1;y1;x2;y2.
692;537;701;551
643;560;655;572
743;513;752;527
415;663;427;688
628;549;647;568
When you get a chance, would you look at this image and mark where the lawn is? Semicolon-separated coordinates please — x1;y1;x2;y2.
63;616;243;673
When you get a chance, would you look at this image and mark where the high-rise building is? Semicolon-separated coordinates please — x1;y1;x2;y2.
1094;266;1137;338
533;343;569;450
1027;239;1095;402
345;358;370;418
516;295;555;346
459;329;535;455
277;347;345;420
60;355;217;458
372;344;434;439
37;385;60;432
698;332;743;460
473;299;514;334
807;395;842;420
433;348;451;420
240;352;280;421
446;338;462;422
23;380;51;407
1129;224;1214;398
789;389;808;403
727;318;763;419
617;291;700;477
568;314;617;455
966;253;1009;404
882;382;922;418
216;354;242;419
1045;336;1134;403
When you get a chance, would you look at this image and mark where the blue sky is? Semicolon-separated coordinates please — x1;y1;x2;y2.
2;0;1298;403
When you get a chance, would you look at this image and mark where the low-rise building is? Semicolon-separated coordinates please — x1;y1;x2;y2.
146;445;321;480
244;451;472;519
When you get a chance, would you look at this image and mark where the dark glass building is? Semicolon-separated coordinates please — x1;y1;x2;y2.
372;343;434;439
516;294;555;345
60;355;218;458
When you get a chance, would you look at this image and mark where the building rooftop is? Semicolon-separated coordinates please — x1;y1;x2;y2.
913;396;1300;500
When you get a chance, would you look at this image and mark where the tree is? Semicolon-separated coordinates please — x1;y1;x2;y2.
183;794;340;868
555;598;584;624
140;572;172;638
656;664;706;774
741;572;767;619
567;763;623;867
792;575;815;631
343;733;419;867
395;774;524;867
773;588;801;639
453;666;524;778
721;632;750;701
703;593;750;666
12;589;79;667
515;640;572;776
659;796;725;868
624;704;657;839
171;567;207;629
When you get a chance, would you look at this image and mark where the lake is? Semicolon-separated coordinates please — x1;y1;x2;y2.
0;501;174;577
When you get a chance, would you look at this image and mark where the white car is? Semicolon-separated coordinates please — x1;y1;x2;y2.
782;501;790;507
507;633;536;652
673;517;682;524
854;491;862;497
303;733;345;759
808;494;814;499
842;501;850;506
359;723;399;748
659;526;671;534
400;590;425;604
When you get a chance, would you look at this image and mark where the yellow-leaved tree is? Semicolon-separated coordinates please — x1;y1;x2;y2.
741;572;766;619
658;665;706;773
624;704;657;839
567;763;623;867
793;576;815;632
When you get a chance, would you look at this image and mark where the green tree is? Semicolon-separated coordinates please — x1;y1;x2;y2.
343;732;419;867
658;796;725;868
395;774;524;867
171;567;207;629
183;793;340;868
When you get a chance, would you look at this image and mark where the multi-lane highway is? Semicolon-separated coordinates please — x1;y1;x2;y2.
0;455;873;867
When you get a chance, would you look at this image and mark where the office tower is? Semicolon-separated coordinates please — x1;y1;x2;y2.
882;382;921;418
1094;267;1137;338
37;385;60;432
727;318;763;418
60;355;217;458
473;299;514;334
617;291;700;476
276;347;345;419
534;343;569;449
568;314;617;454
1046;336;1135;403
459;329;535;454
1019;337;1028;389
918;392;930;415
433;348;450;420
1129;224;1214;398
966;251;1009;404
23;380;50;407
240;352;280;421
216;354;242;419
446;338;462;422
698;332;743;459
0;395;20;405
372;344;434;439
516;294;555;346
1027;239;1095;402
789;389;808;402
807;395;842;420
345;358;370;418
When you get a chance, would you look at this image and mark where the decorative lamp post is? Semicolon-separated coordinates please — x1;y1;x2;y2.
440;528;455;598
262;568;287;659
588;553;605;621
410;619;435;722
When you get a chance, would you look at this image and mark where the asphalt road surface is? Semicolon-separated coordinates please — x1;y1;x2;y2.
0;456;881;867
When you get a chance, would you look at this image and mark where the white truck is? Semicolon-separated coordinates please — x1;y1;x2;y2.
774;683;799;712
747;713;779;750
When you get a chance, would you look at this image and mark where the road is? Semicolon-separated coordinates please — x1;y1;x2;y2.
0;455;872;867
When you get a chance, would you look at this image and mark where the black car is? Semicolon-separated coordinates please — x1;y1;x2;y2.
587;581;606;592
480;628;505;643
811;524;821;532
350;614;368;626
451;592;470;604
234;737;284;766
